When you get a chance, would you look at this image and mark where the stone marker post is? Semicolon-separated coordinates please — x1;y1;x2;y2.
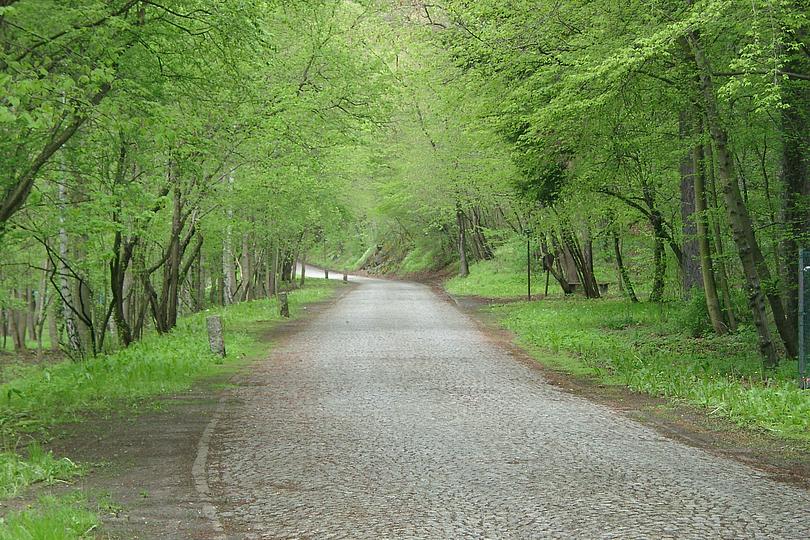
324;268;329;279
206;316;226;357
279;292;290;318
343;271;348;283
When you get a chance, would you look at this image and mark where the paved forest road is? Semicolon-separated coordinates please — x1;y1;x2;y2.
205;279;810;539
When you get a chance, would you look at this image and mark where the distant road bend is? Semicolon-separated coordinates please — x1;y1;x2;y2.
203;274;810;539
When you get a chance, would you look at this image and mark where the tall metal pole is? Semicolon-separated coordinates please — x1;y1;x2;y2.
527;232;531;301
800;249;807;389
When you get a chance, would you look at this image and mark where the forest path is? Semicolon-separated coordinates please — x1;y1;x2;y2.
205;278;810;539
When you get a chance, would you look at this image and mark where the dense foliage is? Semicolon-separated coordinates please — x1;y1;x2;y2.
363;0;808;369
0;1;387;359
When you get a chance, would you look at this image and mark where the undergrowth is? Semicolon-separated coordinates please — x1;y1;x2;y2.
491;298;810;440
0;445;82;499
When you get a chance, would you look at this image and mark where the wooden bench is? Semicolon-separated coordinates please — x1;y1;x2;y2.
566;282;611;295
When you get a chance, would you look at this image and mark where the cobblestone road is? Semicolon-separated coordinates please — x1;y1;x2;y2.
206;279;810;539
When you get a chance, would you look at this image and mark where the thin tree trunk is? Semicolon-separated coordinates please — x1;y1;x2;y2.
680;112;702;297
780;24;810;344
693;141;726;334
58;180;83;358
35;261;49;353
272;246;280;297
456;203;469;277
239;234;251;302
9;290;25;351
688;32;778;365
613;232;638;303
48;298;59;351
26;287;36;342
705;139;737;331
649;234;666;303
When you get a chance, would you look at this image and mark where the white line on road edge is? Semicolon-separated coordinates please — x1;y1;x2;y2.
192;395;227;539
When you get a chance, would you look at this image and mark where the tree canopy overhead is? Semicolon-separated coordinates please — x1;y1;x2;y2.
0;0;807;367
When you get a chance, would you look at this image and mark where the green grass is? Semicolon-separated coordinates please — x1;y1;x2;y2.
0;280;338;535
0;444;82;500
446;257;532;298
398;244;450;275
446;234;677;300
491;297;810;440
0;495;98;539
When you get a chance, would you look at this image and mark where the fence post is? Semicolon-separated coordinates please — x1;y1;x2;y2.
798;249;810;389
343;271;348;283
206;316;225;357
279;292;290;318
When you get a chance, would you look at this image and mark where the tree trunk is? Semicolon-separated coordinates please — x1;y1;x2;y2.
649;233;666;303
239;234;252;302
693;141;727;334
9;290;25;351
471;207;494;260
48;298;59;351
780;27;810;342
110;231;134;347
299;251;307;288
705;139;737;331
456;204;469;277
58;181;83;358
192;248;204;312
560;224;599;298
688;31;779;365
613;232;638;303
680;112;702;297
25;287;36;342
271;246;280;297
35;261;49;352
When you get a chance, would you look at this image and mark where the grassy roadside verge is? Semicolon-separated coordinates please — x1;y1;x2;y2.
481;297;810;441
0;280;339;538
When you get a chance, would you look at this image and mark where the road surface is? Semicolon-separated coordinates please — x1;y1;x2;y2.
203;278;810;539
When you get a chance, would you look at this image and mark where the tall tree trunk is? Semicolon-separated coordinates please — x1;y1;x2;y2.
299;251;307;288
35;260;49;352
239;235;251;302
58;181;83;358
613;232;638;303
25;287;36;342
48;298;59;351
780;25;810;340
705;139;737;331
75;240;95;355
110;231;134;347
456;203;469;277
9;290;25;351
271;246;280;297
688;32;779;365
693;141;727;334
560;224;599;298
680;112;702;296
471;207;494;260
192;248;203;312
649;234;666;303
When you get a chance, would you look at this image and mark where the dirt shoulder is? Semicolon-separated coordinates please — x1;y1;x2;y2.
439;288;810;491
3;287;353;539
